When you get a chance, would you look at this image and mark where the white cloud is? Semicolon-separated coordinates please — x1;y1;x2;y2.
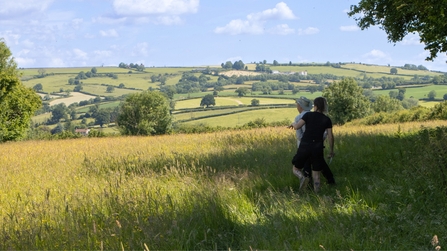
268;24;295;35
401;34;422;46
215;2;296;35
132;42;149;56
94;50;112;57
71;18;84;30
339;25;359;32
362;49;392;63
73;48;88;60
93;16;127;25
84;33;95;39
214;19;264;35
156;16;183;25
247;2;296;22
297;27;319;35
226;56;242;62
112;0;199;16
0;31;21;45
15;57;36;67
0;0;54;19
100;29;119;37
364;49;387;58
21;39;34;48
50;58;66;67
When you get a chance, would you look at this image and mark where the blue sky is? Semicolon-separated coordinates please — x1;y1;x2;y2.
1;0;446;71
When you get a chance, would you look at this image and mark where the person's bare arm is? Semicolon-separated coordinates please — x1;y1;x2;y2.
291;119;305;130
326;128;335;157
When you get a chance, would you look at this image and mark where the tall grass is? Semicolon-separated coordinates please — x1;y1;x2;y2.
0;121;446;249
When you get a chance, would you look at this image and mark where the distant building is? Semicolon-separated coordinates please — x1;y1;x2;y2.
75;128;90;136
298;70;308;76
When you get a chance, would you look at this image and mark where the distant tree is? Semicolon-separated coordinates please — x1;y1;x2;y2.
444;94;447;100
91;67;97;74
118;83;125;88
428;90;437;100
292;86;300;94
372;95;403;113
50;104;68;124
389;90;398;99
235;87;248;97
0;39;41;142
106;86;115;93
33;83;43;92
68;78;75;85
224;61;233;69
232;60;245;70
38;68;46;77
214;86;224;92
251;99;260;106
235;76;245;84
396;88;406;101
73;85;83;92
150;75;157;83
160;85;176;100
51;123;64;134
95;109;111;127
117;91;172;135
200;94;216;108
323;78;371;125
273;60;279;66
402;98;419;109
418;65;428;71
159;76;167;85
390;67;398;74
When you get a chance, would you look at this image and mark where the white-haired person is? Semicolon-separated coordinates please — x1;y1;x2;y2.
290;97;335;193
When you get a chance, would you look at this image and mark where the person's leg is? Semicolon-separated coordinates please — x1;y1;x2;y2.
312;170;321;193
292;145;311;190
321;164;335;184
309;142;327;193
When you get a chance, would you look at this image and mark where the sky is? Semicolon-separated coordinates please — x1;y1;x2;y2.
1;0;446;72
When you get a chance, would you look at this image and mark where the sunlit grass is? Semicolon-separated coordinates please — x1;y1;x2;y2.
1;121;446;249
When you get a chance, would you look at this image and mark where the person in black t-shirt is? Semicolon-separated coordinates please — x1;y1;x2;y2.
290;97;335;193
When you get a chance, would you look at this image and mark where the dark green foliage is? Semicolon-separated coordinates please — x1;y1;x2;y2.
117;91;172;135
0;40;41;142
348;0;447;61
200;94;216;108
323;78;371;125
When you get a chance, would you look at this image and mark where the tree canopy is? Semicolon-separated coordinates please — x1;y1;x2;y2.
323;78;371;125
0;40;41;142
200;94;216;108
117;91;172;136
348;0;447;61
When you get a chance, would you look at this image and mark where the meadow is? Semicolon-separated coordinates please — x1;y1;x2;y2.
372;85;447;100
1;120;446;249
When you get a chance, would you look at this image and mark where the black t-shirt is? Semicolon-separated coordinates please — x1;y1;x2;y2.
301;112;332;142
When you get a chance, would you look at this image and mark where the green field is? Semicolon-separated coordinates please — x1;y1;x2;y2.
182;107;296;127
271;64;444;80
342;63;442;77
173;107;263;121
372;84;447;99
175;97;296;109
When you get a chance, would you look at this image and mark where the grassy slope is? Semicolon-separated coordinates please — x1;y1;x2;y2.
1;121;446;249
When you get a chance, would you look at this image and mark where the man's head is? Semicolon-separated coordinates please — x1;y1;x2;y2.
296;96;313;112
